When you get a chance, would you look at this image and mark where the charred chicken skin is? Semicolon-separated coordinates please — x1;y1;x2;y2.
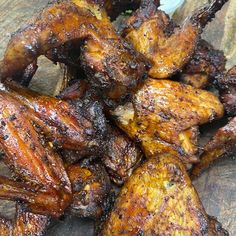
180;39;226;89
122;0;228;79
0;204;49;236
102;155;228;236
112;79;224;165
0;81;111;217
218;66;236;116
66;159;111;219
191;117;236;178
0;0;148;107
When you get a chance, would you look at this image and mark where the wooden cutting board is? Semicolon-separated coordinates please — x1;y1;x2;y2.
0;0;235;235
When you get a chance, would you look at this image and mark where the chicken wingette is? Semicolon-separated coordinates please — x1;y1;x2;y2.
0;81;109;216
102;155;228;236
0;160;111;234
191;117;236;178
122;0;228;79
0;0;148;107
112;79;224;166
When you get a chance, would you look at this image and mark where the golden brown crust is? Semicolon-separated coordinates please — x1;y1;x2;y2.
0;0;148;107
102;155;228;235
191;117;236;178
123;0;228;79
0;218;12;236
13;204;49;236
3;81;107;154
112;79;223;164
67;161;111;219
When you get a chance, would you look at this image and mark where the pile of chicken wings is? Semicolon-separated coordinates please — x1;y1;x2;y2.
0;0;235;235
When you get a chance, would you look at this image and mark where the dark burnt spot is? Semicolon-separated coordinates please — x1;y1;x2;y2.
136;228;144;236
9;114;17;121
197;211;208;235
1;121;6;127
3;135;9;140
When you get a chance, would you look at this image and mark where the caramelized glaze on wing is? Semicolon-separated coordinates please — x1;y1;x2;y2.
0;0;148;107
112;79;223;164
123;0;228;79
102;155;228;235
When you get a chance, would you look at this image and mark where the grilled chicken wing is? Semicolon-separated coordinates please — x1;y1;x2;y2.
102;155;228;236
180;40;226;89
59;81;144;185
191;117;236;178
67;160;111;218
0;92;72;216
112;79;223;165
218;66;236;116
0;81;110;217
0;204;49;236
2;81;107;154
0;0;148;107
122;0;228;79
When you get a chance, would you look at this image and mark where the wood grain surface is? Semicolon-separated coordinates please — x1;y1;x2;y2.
0;0;235;235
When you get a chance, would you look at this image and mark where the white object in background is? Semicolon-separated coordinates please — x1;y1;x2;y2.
159;0;185;16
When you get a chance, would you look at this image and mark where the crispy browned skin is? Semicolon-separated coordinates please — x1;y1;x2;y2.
3;81;107;153
0;0;148;107
102;155;228;236
180;40;226;89
102;125;143;185
0;204;49;236
0;90;72;216
191;117;236;178
61;124;143;185
112;79;223;165
67;161;111;218
218;66;236;116
0;82;110;216
123;0;228;79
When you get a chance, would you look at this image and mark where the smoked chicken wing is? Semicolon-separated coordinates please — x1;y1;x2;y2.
102;155;228;236
218;65;236;116
180;40;226;89
0;0;148;107
112;79;224;165
123;0;228;79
